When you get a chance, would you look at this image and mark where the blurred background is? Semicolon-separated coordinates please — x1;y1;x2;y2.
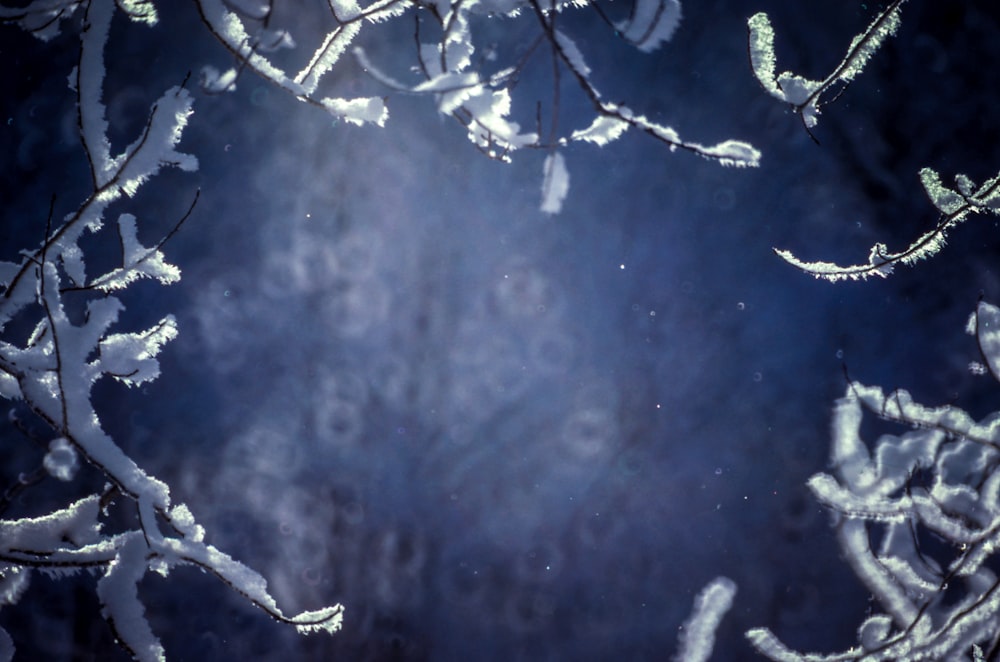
2;0;1000;659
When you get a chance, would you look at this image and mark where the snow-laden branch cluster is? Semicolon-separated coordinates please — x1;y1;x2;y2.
748;301;1000;661
0;1;342;660
194;0;759;214
751;1;1000;282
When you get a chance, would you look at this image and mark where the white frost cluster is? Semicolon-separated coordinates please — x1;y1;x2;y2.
540;152;570;215
748;301;1000;661
42;438;79;482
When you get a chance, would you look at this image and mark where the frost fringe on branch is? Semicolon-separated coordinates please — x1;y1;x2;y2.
750;2;1000;281
748;1;907;135
0;2;342;660
773;168;1000;282
675;576;737;662
748;302;1000;661
195;0;759;214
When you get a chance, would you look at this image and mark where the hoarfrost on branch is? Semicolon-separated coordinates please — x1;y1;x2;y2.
749;302;1000;661
752;1;1000;281
9;0;993;659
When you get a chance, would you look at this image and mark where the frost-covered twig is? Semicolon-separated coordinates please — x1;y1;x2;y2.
529;0;760;166
675;577;737;662
773;168;1000;282
194;0;395;127
748;1;908;136
750;3;1000;281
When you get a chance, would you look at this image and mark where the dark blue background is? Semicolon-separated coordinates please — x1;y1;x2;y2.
2;1;1000;659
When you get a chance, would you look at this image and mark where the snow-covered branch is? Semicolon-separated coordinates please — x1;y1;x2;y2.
0;1;344;659
748;301;1000;661
748;1;908;135
753;3;1000;282
773;168;1000;282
